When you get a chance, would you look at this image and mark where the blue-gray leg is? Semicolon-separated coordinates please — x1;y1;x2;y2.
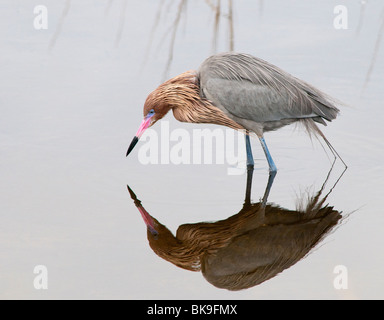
259;136;277;173
245;133;254;168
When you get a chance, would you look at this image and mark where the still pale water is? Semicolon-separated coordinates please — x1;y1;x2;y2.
0;0;383;299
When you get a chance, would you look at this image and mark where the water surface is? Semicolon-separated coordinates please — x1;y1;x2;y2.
0;0;383;299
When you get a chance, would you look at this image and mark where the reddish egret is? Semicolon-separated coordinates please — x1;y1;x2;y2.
127;52;346;171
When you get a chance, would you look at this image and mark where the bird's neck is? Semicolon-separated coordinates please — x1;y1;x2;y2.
148;230;202;271
167;72;244;130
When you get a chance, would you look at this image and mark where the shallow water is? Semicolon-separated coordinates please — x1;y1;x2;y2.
1;0;383;299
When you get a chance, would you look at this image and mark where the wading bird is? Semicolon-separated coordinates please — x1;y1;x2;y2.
126;52;345;171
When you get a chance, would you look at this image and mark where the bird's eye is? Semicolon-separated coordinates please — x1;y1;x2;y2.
148;109;155;115
151;230;159;240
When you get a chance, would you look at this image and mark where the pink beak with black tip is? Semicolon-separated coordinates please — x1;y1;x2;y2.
126;112;155;157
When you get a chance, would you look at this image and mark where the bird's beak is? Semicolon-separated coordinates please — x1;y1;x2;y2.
137;206;158;235
127;185;158;236
126;113;155;157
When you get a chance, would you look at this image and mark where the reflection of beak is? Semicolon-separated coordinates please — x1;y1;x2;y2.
126;113;154;157
127;185;158;235
137;206;158;235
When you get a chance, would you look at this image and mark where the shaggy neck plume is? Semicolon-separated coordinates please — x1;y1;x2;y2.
146;71;244;130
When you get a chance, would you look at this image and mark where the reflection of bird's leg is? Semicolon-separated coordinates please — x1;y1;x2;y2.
244;131;254;205
245;132;254;168
261;171;276;207
319;157;337;196
244;164;254;205
318;158;347;203
259;136;277;173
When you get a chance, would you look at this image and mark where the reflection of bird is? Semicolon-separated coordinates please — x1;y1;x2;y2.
126;52;345;171
127;182;342;290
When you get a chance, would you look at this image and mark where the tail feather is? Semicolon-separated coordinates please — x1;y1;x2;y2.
300;81;341;122
301;119;347;168
312;116;327;126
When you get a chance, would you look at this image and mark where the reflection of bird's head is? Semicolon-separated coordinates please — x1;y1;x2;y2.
140;211;202;272
139;209;180;255
127;185;199;271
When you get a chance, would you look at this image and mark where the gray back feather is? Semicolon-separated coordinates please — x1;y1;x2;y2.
198;53;339;124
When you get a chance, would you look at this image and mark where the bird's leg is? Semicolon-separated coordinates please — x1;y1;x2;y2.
259;136;277;173
245;132;254;168
261;171;276;207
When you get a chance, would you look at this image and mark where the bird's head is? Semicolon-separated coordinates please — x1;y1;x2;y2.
126;71;199;156
125;104;163;157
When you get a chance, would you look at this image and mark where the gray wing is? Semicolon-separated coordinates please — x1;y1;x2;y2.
198;53;339;124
